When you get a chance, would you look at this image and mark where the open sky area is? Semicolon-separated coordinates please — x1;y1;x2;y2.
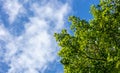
0;0;99;73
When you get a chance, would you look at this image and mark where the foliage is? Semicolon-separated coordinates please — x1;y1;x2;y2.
54;0;120;73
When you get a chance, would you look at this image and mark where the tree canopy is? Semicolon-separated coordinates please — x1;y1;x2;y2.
54;0;120;73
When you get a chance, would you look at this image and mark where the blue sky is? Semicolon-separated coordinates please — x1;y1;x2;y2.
0;0;98;73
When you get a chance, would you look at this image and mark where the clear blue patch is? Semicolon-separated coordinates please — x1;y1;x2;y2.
0;40;10;73
44;60;63;73
0;3;10;27
0;40;7;60
71;0;99;21
6;12;30;36
0;62;10;73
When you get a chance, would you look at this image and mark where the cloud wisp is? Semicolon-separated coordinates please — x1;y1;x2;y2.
0;0;70;73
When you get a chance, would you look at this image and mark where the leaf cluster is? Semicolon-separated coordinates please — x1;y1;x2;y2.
54;0;120;73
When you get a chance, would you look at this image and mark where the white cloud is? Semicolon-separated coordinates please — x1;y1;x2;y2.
3;0;25;24
0;25;7;37
0;0;71;73
0;24;11;41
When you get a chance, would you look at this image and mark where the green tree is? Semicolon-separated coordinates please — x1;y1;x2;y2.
54;0;120;73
